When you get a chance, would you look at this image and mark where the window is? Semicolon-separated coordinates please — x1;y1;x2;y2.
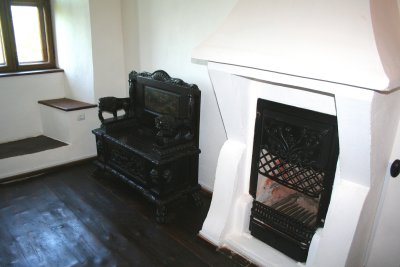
0;0;55;73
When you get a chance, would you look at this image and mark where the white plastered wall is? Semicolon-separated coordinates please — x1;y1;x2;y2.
52;0;95;103
53;0;127;103
0;73;65;144
89;0;127;100
0;0;127;178
0;0;245;190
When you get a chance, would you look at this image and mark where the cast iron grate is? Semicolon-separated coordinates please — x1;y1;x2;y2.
258;147;325;198
251;200;316;247
249;99;339;262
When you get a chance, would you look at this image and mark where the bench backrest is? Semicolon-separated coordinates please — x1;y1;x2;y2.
128;70;201;145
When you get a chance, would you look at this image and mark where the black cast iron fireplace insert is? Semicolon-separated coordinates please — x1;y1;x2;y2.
249;99;339;262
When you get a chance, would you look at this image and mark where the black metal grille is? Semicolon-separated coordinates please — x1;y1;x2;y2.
258;147;324;198
249;99;339;262
251;200;315;246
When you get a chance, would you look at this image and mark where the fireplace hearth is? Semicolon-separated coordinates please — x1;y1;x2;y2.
249;99;339;261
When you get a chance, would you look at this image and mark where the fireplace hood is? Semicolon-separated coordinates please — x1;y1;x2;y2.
193;0;400;91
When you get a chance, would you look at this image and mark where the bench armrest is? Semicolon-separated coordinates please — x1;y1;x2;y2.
98;97;131;123
155;115;194;147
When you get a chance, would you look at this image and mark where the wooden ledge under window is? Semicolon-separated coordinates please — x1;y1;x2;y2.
0;68;64;78
38;98;97;111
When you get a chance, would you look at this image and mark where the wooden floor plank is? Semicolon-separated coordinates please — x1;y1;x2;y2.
0;162;255;267
44;167;209;266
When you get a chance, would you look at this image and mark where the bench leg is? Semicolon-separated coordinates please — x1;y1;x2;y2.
191;191;203;208
156;205;168;224
92;167;106;179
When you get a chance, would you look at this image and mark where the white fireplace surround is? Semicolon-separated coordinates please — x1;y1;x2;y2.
192;1;400;266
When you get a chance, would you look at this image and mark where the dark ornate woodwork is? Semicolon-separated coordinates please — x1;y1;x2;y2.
249;99;339;262
98;97;130;122
92;70;201;223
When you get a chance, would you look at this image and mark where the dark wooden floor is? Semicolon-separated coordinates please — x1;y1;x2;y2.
0;162;254;267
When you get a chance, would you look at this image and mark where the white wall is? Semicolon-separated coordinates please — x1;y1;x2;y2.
53;0;127;102
366;120;400;267
0;0;236;189
0;106;98;179
89;0;127;100
121;0;140;74
121;0;238;190
0;73;65;143
52;0;95;103
0;0;96;144
0;1;127;178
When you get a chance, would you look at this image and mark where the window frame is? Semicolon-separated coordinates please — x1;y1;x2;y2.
0;0;56;73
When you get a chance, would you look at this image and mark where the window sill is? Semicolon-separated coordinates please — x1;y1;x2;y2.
38;98;97;111
0;68;64;78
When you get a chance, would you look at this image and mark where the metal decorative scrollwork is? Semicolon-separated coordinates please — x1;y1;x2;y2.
263;120;328;166
258;118;331;197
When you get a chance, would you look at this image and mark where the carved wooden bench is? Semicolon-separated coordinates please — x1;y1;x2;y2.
92;70;201;223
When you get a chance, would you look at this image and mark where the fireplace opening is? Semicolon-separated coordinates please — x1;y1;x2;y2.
249;99;339;262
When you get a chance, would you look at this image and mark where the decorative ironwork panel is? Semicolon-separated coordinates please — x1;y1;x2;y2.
249;99;339;262
252;101;339;198
258;118;330;197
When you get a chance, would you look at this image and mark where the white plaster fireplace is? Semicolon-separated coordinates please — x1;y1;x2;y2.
193;0;400;266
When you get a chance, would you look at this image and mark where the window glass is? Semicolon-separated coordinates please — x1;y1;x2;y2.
0;23;5;66
11;5;44;63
